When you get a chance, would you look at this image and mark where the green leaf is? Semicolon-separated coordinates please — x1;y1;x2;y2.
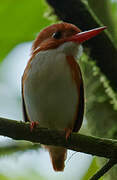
82;158;103;180
0;0;52;62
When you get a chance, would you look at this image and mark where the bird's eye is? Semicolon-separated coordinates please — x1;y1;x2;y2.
52;31;62;39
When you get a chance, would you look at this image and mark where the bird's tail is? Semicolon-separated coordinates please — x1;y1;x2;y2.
45;145;67;171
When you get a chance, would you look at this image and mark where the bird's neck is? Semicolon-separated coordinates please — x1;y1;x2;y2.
32;42;83;60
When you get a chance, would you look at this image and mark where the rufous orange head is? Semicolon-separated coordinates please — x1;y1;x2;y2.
32;22;106;56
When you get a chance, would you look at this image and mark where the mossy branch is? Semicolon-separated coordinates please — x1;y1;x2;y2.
1;117;117;179
0;117;117;160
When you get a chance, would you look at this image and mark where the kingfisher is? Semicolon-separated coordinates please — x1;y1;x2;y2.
22;22;106;171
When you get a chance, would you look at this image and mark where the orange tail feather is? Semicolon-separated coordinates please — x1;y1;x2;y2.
45;146;67;171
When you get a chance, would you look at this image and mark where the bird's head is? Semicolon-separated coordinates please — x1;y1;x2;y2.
32;22;106;57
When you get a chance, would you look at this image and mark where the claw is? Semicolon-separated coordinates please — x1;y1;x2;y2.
30;121;39;132
64;128;72;140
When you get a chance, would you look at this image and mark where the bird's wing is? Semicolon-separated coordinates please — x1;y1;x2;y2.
21;57;33;122
73;80;84;132
21;76;30;122
66;55;84;133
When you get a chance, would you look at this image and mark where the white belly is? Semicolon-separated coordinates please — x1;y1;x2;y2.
24;50;78;130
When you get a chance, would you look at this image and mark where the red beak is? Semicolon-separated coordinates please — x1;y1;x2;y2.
66;26;107;43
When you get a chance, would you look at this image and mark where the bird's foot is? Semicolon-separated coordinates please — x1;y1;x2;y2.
30;121;39;132
64;128;72;140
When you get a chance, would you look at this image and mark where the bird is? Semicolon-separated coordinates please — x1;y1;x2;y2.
22;22;106;171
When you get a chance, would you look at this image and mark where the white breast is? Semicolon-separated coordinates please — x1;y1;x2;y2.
24;49;79;130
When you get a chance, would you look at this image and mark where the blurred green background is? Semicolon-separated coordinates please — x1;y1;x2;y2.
0;0;117;180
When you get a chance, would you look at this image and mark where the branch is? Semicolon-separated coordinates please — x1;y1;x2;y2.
46;0;117;90
1;117;117;160
90;159;117;180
